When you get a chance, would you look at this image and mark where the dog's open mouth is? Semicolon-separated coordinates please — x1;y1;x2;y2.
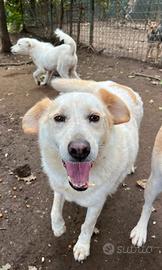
63;161;92;191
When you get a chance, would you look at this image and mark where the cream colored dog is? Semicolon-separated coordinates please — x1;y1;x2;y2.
11;29;79;85
130;125;162;247
23;79;143;262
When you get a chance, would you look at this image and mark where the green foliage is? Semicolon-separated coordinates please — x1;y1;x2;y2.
5;0;23;32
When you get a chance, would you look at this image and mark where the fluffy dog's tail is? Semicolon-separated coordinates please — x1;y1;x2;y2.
55;28;76;55
51;78;97;93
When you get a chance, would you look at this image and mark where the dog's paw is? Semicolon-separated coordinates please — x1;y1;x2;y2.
52;222;66;237
36;80;40;86
40;81;47;86
130;224;147;247
73;241;90;262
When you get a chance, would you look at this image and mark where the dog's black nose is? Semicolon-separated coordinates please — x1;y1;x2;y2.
68;140;90;161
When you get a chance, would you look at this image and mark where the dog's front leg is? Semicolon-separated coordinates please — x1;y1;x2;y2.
73;202;104;262
40;71;52;86
130;173;162;247
33;68;43;85
51;192;66;237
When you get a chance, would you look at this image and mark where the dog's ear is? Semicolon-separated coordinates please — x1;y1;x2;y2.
98;88;130;125
22;98;52;134
26;39;32;47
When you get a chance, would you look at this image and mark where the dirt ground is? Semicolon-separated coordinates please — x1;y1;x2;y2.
0;50;162;270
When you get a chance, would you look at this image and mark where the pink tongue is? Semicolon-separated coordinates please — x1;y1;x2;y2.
64;161;92;188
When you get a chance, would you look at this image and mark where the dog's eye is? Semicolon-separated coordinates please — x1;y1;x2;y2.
54;115;66;122
88;114;100;123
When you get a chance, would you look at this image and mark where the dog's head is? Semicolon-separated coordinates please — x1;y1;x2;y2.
22;88;130;191
11;38;32;55
147;20;158;32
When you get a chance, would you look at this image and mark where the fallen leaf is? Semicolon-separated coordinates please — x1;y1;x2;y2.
0;264;11;270
151;80;159;85
94;227;100;234
28;267;37;270
136;179;147;189
18;174;36;185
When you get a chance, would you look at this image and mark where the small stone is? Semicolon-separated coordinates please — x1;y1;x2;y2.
12;186;17;191
125;187;131;191
122;183;127;187
153;221;156;225
94;227;100;234
151;235;156;239
149;99;154;104
0;213;3;218
41;257;45;263
152;206;156;212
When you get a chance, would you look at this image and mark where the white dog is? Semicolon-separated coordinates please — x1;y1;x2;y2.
130;125;162;247
22;79;143;262
11;29;79;85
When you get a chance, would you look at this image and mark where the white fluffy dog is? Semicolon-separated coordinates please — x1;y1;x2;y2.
22;79;143;262
11;29;79;85
130;125;162;247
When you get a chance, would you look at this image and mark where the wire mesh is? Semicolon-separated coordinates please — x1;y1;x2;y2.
23;0;162;63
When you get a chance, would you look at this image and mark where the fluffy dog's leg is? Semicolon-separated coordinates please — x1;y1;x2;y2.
40;71;51;86
145;46;151;61
155;43;161;63
70;67;80;79
33;68;43;85
51;192;66;237
58;68;69;78
73;202;104;262
130;173;162;247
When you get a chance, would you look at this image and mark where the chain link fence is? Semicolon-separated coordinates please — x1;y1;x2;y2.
22;0;162;63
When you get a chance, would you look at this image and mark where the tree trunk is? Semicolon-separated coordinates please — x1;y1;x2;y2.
69;0;73;35
77;3;83;44
0;0;12;53
59;0;64;29
49;0;53;37
20;0;27;32
89;0;94;46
